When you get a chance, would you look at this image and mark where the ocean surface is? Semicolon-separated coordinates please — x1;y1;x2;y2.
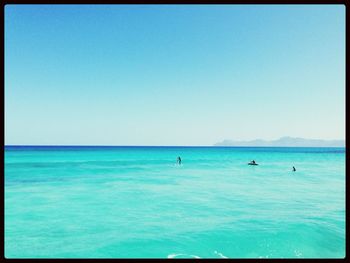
4;146;346;258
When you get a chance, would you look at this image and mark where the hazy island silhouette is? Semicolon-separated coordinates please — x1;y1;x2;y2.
214;136;345;147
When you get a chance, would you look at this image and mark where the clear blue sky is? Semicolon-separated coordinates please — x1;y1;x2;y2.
5;5;345;146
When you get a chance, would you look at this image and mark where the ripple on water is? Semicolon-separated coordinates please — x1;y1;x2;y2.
168;253;201;258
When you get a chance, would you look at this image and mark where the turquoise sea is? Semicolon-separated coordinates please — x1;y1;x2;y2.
4;146;345;258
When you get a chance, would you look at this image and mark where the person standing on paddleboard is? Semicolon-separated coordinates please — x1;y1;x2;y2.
177;156;182;165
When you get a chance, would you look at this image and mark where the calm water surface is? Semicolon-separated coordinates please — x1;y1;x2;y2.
5;146;345;258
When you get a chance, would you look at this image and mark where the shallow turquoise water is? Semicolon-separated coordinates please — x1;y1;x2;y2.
5;146;345;258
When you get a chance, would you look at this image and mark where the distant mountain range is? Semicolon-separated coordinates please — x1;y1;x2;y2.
214;136;345;147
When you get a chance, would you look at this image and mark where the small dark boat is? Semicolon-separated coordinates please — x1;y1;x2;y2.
248;160;258;165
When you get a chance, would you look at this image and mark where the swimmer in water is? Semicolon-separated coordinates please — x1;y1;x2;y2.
293;166;296;172
177;156;182;165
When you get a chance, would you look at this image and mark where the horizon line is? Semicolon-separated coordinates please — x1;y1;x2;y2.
4;145;345;148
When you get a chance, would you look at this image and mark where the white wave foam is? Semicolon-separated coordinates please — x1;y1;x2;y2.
168;253;201;259
214;251;228;258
